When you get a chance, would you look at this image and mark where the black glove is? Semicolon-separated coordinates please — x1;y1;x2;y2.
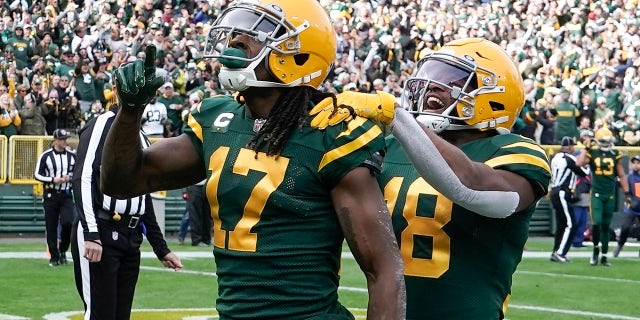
114;45;165;110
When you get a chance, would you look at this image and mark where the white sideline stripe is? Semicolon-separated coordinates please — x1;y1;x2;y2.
43;312;82;320
43;309;220;320
140;265;640;289
40;305;640;320
5;245;640;320
140;266;218;277
3;250;640;259
0;314;29;320
516;270;640;284
139;266;370;293
507;305;640;320
112;268;640;320
43;308;370;320
32;265;640;320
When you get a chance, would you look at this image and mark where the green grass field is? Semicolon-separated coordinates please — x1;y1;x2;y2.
1;236;639;319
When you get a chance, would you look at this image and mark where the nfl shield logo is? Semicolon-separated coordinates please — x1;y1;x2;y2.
253;119;266;133
112;231;119;241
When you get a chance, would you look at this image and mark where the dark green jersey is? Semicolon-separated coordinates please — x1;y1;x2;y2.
378;134;550;320
158;94;185;129
553;102;580;142
587;147;623;195
183;96;385;319
8;37;30;69
73;72;103;102
55;62;75;78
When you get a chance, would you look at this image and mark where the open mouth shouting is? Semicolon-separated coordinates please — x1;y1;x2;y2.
425;95;447;112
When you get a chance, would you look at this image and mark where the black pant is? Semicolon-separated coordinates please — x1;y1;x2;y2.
71;217;143;320
550;188;577;256
618;213;640;247
187;184;212;246
43;190;75;261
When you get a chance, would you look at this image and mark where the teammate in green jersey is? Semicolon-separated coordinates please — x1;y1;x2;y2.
100;0;405;319
577;127;630;266
311;38;551;319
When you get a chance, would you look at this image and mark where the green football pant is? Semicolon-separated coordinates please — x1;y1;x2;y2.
590;193;615;254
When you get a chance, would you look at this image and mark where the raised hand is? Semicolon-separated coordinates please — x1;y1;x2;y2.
309;91;397;129
309;96;354;129
114;45;165;109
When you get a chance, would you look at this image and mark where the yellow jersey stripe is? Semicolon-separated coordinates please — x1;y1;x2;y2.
319;123;382;171
502;294;511;316
485;154;551;174
186;113;204;142
557;110;578;117
337;117;366;139
503;142;547;155
525;113;536;122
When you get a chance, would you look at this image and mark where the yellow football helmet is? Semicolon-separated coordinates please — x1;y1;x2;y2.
594;127;614;151
203;0;336;91
401;38;525;133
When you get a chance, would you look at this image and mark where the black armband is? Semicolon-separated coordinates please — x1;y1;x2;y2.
359;150;385;175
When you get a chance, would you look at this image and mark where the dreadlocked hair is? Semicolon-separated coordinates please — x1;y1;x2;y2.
239;87;335;157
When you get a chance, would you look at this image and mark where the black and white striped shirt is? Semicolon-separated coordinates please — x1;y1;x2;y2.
34;146;76;192
72;109;151;235
550;151;586;190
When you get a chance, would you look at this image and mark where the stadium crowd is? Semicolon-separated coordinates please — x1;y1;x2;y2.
0;0;638;144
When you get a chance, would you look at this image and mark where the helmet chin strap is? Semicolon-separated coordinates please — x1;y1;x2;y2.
598;144;612;152
218;64;322;91
217;48;278;91
217;45;322;91
219;66;289;91
416;115;450;133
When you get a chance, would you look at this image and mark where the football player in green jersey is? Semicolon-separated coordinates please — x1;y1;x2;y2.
100;0;405;319
577;127;630;266
311;38;551;319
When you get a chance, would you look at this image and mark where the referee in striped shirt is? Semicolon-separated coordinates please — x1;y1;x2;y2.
549;136;588;263
71;105;182;319
34;129;77;267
